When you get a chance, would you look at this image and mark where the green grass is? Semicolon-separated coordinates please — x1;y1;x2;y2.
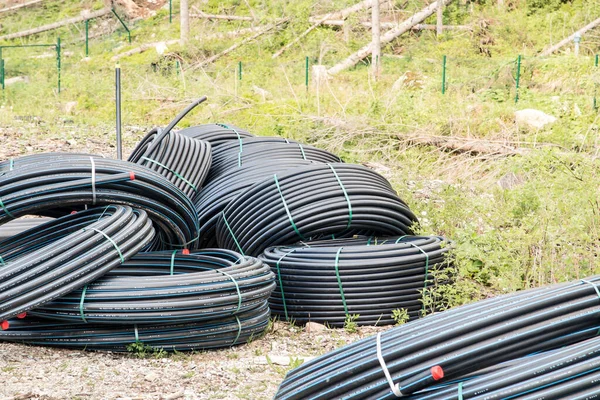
2;0;600;307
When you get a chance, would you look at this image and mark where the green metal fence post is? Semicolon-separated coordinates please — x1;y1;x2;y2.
0;47;4;90
305;56;309;91
515;55;521;104
111;8;131;44
595;54;598;110
442;55;447;94
85;19;89;57
56;37;61;94
238;61;242;81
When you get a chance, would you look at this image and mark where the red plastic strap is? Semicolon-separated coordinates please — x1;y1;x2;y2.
16;312;26;319
129;171;136;181
182;249;190;255
1;320;9;330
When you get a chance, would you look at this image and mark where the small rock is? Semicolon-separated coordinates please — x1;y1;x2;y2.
515;109;557;130
145;372;159;382
305;322;327;333
64;101;78;114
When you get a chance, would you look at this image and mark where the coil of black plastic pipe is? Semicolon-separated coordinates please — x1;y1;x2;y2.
0;218;52;240
206;137;342;183
0;303;270;351
274;275;600;399
215;163;419;257
259;236;452;327
0;153;198;249
401;334;600;399
179;123;254;148
0;205;155;325
29;249;275;325
194;158;316;246
128;128;212;198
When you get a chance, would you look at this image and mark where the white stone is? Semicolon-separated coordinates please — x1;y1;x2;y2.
515;109;557;129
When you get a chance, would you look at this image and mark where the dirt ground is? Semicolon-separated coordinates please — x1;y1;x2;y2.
0;123;391;400
0;322;388;400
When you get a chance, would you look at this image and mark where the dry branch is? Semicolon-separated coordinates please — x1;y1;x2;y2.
313;18;470;31
400;134;531;156
189;18;289;70
313;0;378;21
189;9;255;21
540;17;600;56
111;39;180;61
0;0;43;14
327;0;455;76
0;8;110;41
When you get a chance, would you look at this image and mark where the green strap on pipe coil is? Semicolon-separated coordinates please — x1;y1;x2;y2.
79;285;89;323
273;174;305;240
141;156;197;192
334;247;349;316
327;164;352;230
84;227;125;263
222;212;245;255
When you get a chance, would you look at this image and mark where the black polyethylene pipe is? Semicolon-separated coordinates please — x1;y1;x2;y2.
31;249;275;325
260;236;452;327
179;123;253;148
0;205;155;323
274;276;600;399
0;153;198;249
215;163;418;257
0;302;271;351
128;128;212;198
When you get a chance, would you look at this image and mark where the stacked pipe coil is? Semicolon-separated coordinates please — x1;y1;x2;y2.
215;163;419;256
0;205;155;324
179;123;253;147
0;218;52;240
128;128;212;198
206;137;342;183
0;303;270;352
194;158;315;246
30;249;275;325
274;276;600;399
259;236;452;327
0;153;199;249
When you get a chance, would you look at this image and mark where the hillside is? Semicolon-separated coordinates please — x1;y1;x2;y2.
1;0;600;397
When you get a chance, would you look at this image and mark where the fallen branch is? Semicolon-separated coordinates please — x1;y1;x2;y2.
189;18;289;70
312;18;470;31
312;0;379;21
401;134;531;156
0;8;110;41
111;39;180;61
327;0;455;76
189;9;255;21
196;26;265;40
0;0;43;14
272;13;334;58
540;17;600;56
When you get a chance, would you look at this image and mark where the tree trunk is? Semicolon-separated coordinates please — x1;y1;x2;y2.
0;8;110;41
327;0;455;76
436;0;443;36
371;0;381;79
181;0;189;44
540;17;600;56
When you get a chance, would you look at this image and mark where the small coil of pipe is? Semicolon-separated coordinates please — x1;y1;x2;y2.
215;163;419;257
0;205;155;324
274;276;600;400
0;153;198;249
259;236;453;327
30;249;275;325
128;128;212;198
206;137;342;183
194;158;316;247
179;123;254;148
0;302;271;352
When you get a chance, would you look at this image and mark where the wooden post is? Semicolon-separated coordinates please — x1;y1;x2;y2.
371;0;381;79
437;0;443;36
181;0;189;44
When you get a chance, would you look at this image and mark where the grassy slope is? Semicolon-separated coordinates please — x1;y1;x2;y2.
2;0;600;308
